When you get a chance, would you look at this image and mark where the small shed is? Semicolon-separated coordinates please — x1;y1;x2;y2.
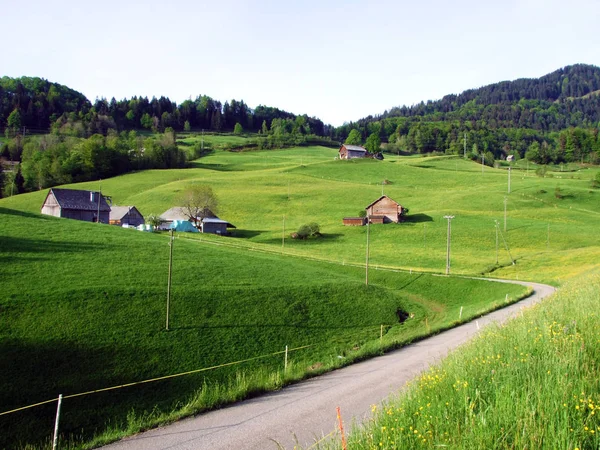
109;206;145;227
201;217;236;235
343;217;366;226
41;188;111;223
339;144;368;160
365;195;404;223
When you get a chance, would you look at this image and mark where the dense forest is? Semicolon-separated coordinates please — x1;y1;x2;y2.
0;76;327;136
1;64;600;197
336;64;600;165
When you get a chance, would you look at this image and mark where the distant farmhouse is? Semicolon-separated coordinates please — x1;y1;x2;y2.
343;195;405;226
41;188;111;223
339;144;368;160
109;206;145;227
366;195;404;223
338;144;384;160
159;207;236;235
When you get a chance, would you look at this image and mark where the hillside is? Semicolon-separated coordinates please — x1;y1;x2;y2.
2;147;600;447
0;205;526;447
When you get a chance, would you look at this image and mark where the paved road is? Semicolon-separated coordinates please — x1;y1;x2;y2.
105;280;555;450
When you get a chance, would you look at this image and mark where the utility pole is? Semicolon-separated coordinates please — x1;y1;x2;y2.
504;196;508;232
96;179;101;223
201;129;204;152
481;153;485;174
444;215;455;275
508;166;511;194
494;220;499;264
365;219;370;286
463;133;466;159
282;215;285;249
547;223;550;249
166;229;174;331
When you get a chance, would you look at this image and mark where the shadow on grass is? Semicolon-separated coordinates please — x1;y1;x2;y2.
262;233;345;245
0;339;205;449
0;236;101;255
0;207;48;220
403;213;434;223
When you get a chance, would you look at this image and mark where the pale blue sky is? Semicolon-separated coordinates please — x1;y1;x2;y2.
3;0;598;126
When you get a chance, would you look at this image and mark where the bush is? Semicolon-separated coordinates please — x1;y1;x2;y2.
294;222;321;239
358;210;367;218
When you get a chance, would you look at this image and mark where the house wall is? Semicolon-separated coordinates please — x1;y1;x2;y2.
343;218;366;226
367;198;401;223
123;209;144;227
347;149;366;159
202;222;228;235
41;194;61;217
62;209;109;223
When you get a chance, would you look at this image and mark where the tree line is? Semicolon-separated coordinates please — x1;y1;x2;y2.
1;76;328;137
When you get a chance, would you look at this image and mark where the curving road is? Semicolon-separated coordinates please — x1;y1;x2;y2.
104;280;555;450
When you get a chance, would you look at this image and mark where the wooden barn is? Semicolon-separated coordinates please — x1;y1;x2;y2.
109;206;145;227
339;144;368;160
41;188;111;223
343;217;367;226
365;195;404;223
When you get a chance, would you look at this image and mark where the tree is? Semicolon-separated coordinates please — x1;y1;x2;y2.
7;109;21;130
345;129;362;145
179;185;218;226
365;132;381;153
145;214;164;231
233;122;243;135
184;120;191;132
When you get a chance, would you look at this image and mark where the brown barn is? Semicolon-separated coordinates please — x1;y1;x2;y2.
339;144;368;160
365;195;404;223
109;206;145;227
41;188;111;223
343;217;366;226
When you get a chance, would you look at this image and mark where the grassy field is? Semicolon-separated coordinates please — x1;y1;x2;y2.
1;145;599;447
320;269;600;449
0;206;527;448
3;147;599;284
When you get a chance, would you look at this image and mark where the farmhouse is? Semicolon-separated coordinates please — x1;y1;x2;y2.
159;207;234;234
339;144;368;160
41;188;111;223
365;195;404;223
109;206;144;227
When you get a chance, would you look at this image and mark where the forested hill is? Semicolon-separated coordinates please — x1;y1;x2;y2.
0;76;91;132
0;76;327;136
344;64;600;133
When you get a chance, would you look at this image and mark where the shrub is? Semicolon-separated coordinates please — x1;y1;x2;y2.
358;210;367;218
294;222;321;239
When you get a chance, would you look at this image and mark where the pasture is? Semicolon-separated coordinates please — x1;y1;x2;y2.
1;145;598;447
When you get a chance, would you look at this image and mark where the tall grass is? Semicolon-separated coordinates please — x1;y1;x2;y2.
321;270;600;449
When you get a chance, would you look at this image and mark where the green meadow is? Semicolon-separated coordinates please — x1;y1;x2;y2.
1;145;599;447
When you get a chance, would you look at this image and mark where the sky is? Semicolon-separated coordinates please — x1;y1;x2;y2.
3;0;599;126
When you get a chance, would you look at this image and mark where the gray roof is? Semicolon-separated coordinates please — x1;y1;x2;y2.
48;188;111;212
202;217;236;228
160;207;216;222
342;145;367;152
109;206;140;220
160;207;189;221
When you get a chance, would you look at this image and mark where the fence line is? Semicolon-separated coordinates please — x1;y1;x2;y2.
0;344;315;417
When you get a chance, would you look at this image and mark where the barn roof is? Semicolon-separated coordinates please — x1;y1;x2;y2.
160;207;217;222
46;188;111;212
342;144;367;152
365;195;400;209
109;206;140;221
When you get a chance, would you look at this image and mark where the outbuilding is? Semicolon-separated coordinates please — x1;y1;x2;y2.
343;217;367;226
109;206;145;227
339;144;368;160
201;217;236;235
